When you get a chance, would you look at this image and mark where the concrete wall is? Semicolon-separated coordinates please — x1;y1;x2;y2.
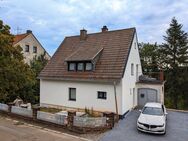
40;79;123;115
122;33;143;114
14;34;50;64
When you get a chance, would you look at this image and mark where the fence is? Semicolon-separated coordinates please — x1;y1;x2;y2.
73;116;106;127
0;103;8;112
37;111;67;125
11;106;33;117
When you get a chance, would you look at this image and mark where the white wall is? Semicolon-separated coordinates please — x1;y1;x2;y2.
14;34;50;64
40;79;123;114
122;33;143;114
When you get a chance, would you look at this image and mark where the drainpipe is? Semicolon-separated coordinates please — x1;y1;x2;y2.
113;81;118;115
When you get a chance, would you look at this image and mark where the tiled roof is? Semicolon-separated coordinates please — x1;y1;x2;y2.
13;33;29;45
65;45;103;62
39;28;136;82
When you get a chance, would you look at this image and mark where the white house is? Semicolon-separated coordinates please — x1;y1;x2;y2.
13;30;51;64
39;26;164;118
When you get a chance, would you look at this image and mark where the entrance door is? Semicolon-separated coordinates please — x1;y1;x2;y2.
138;88;157;107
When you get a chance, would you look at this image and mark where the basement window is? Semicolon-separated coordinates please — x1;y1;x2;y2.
98;91;107;100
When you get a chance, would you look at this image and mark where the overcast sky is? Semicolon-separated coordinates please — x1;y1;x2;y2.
1;0;188;55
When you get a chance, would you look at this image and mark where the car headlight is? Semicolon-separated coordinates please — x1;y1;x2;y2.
137;121;144;125
157;124;164;127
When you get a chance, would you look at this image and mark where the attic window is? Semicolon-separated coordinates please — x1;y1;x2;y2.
77;63;84;71
33;46;37;53
69;63;76;71
25;45;29;52
85;62;92;71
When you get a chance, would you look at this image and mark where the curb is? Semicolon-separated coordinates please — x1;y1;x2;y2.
167;108;188;113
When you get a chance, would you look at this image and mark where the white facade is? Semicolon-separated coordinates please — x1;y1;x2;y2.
121;34;143;113
14;34;50;64
40;80;123;114
40;33;143;116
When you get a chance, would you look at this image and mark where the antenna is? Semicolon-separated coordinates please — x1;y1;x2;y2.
16;26;22;34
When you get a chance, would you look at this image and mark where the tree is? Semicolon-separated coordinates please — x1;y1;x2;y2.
161;17;188;109
0;20;35;103
30;53;48;103
139;42;160;77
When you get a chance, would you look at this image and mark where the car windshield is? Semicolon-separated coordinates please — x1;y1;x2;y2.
142;107;163;116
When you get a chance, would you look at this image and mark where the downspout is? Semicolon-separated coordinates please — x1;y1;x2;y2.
113;81;118;115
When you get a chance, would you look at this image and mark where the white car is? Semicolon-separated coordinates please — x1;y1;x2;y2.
137;102;167;134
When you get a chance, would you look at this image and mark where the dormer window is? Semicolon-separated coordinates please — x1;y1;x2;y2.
77;63;84;71
68;62;93;71
69;63;76;71
85;62;92;71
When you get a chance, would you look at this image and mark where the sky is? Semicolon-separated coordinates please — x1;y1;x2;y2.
0;0;188;55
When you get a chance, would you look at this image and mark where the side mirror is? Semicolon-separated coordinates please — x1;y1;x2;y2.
139;109;142;112
165;113;168;115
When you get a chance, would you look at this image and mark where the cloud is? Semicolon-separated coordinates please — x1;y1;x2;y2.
0;0;188;55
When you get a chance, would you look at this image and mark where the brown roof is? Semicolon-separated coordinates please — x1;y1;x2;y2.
13;33;29;45
65;45;103;62
39;27;136;82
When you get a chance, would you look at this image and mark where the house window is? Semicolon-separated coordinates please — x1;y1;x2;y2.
33;46;37;53
25;45;29;52
77;63;84;71
131;63;134;75
85;62;92;71
134;42;136;49
69;63;76;71
98;91;107;99
69;88;76;101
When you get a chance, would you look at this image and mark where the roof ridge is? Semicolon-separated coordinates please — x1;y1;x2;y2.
66;27;136;38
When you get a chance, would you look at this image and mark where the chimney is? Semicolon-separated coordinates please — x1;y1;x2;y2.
80;29;87;40
26;30;32;34
159;70;164;81
101;25;108;32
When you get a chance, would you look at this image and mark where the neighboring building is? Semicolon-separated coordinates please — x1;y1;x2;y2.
13;30;51;64
39;26;164;118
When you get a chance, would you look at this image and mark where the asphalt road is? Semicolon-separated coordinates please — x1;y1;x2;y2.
100;110;188;141
0;116;88;141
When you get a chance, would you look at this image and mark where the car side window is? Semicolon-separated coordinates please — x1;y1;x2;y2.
162;105;165;114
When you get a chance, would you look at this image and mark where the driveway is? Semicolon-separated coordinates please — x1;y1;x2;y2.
0;116;89;141
100;110;188;141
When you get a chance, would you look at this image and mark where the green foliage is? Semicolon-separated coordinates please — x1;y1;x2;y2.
139;42;160;74
0;20;35;103
30;53;48;103
161;17;188;109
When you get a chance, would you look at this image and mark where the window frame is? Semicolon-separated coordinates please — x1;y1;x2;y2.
33;46;37;53
85;62;93;71
68;63;76;71
131;63;134;76
69;88;76;101
97;91;107;100
25;45;29;52
77;62;84;71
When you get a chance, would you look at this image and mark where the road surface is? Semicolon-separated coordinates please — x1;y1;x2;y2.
0;116;89;141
